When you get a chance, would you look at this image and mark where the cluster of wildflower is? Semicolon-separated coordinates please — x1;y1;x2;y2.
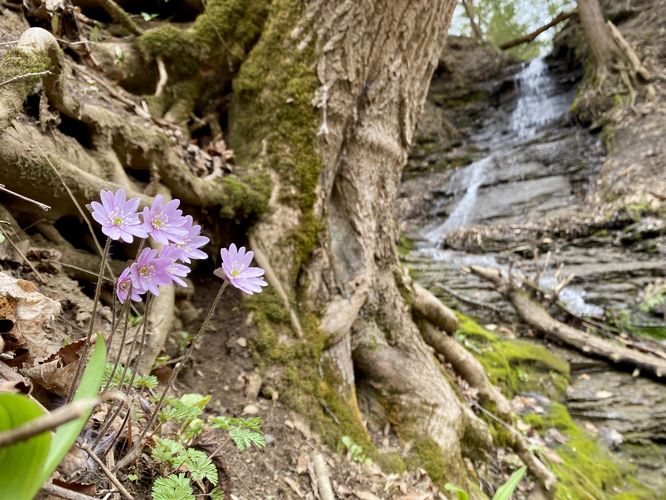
90;189;267;303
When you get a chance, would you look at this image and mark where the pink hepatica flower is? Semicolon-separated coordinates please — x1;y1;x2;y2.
142;195;188;245
160;245;191;287
129;248;173;295
214;244;267;295
175;216;209;264
116;267;145;304
90;189;148;243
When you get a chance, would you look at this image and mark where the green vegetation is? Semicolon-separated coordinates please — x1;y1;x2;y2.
455;312;569;398
150;392;265;499
523;403;649;499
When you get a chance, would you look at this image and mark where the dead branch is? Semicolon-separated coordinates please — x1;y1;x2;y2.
41;483;98;500
96;0;142;35
500;11;575;50
433;281;501;314
80;443;133;499
0;398;98;448
311;453;335;500
471;266;666;380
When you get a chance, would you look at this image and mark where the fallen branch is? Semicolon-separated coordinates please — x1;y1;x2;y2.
471;265;666;380
433;281;501;314
81;443;133;499
41;483;98;500
500;11;575;50
311;453;335;500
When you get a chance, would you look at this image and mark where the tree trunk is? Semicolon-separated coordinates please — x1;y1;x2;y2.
232;0;491;486
462;0;484;41
576;0;622;77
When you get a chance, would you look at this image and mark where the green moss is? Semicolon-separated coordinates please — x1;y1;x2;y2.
230;0;323;284
455;313;569;399
248;296;371;454
525;402;650;500
218;173;271;221
405;437;450;489
139;0;268;77
373;452;407;474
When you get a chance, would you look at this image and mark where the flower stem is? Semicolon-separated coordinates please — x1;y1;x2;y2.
67;237;111;403
115;281;228;471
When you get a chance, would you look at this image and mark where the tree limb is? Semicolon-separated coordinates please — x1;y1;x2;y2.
500;11;575;50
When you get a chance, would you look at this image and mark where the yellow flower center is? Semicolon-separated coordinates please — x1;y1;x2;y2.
230;269;240;278
113;216;122;225
152;217;163;229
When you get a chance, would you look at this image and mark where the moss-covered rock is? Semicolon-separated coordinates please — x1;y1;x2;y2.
523;402;650;499
455;312;569;399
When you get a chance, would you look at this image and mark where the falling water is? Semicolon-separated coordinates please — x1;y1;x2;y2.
510;56;567;138
425;155;491;243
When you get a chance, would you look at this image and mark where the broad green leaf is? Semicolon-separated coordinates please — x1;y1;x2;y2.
37;338;106;489
0;394;52;500
444;483;470;500
492;466;527;500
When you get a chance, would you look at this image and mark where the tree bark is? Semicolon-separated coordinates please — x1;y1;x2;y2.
238;0;494;486
576;0;622;77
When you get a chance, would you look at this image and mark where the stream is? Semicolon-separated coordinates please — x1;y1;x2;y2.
401;54;666;491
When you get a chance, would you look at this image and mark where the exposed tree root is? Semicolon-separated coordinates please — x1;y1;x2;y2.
419;321;557;494
412;282;459;334
471;265;666;380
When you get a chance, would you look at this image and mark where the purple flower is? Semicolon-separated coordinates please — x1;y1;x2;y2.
174;216;209;264
116;267;145;304
129;248;173;296
214;244;267;295
160;246;191;287
90;189;148;243
141;195;188;245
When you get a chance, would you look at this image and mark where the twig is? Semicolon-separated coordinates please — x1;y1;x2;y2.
0;184;51;211
36;145;116;281
81;443;133;499
155;57;168;98
0;398;98;448
0;70;51;88
41;482;99;500
311;453;335;500
0;227;45;283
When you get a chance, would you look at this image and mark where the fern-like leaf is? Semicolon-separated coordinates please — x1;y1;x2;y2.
151;473;195;500
229;428;266;451
151;438;185;467
181;448;218;485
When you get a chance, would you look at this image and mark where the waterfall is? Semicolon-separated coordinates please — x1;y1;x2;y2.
425;155;491;242
510;56;565;138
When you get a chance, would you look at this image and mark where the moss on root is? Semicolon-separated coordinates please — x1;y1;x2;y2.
218;173;271;221
405;437;450;490
139;0;269;79
455;312;569;399
523;402;650;499
247;290;371;452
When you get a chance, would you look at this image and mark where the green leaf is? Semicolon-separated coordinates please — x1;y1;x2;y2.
0;232;5;244
0;394;52;500
39;338;106;487
152;473;195;500
444;483;470;500
492;466;527;500
152;437;185;467
229;428;266;452
140;12;159;21
181;448;218;485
